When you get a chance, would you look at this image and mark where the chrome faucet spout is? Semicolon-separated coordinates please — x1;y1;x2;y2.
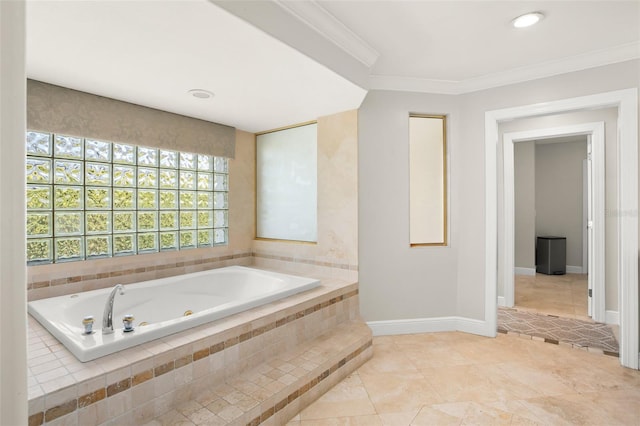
102;284;124;334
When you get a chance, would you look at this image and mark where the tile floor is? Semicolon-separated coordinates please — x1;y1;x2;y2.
515;273;588;320
287;332;640;426
152;331;640;425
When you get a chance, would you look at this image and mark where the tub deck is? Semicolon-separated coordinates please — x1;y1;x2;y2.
27;266;371;425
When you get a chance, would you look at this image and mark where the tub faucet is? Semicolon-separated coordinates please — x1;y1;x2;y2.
102;284;125;334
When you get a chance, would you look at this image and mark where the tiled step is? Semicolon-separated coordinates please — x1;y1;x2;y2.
147;319;373;426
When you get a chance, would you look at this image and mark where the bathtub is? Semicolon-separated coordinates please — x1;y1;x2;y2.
28;266;320;362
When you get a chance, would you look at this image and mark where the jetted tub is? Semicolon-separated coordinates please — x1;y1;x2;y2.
28;266;320;362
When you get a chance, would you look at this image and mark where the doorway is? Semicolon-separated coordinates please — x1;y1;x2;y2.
484;88;638;369
514;135;590;320
502;122;605;324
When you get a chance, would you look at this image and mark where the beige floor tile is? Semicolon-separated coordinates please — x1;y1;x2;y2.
410;406;461;425
356;344;419;375
298;414;384;425
376;410;419;426
299;374;376;420
358;370;444;413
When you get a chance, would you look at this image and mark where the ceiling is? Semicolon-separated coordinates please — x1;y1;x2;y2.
27;1;640;133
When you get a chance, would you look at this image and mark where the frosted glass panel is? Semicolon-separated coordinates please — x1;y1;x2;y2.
256;123;317;242
409;115;447;246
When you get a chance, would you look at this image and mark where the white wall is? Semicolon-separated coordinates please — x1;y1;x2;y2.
0;1;28;424
359;59;639;325
358;91;459;322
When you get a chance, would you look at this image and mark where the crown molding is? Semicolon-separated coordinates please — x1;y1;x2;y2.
273;0;379;68
369;41;640;95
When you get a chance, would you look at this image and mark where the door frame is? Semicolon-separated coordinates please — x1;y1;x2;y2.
484;88;638;369
501;122;605;323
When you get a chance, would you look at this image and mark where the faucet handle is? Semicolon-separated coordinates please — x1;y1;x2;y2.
123;314;135;332
82;316;94;334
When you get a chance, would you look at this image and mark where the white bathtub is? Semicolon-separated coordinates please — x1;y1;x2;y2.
28;266;320;362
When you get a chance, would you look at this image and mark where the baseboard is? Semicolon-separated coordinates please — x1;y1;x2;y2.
566;265;584;274
366;316;490;337
605;310;620;325
498;296;506;307
514;267;535;276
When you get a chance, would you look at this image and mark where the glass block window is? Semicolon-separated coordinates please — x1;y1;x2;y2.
26;131;229;264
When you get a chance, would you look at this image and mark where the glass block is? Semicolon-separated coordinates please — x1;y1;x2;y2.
54;135;83;159
180;230;196;249
54;212;83;236
197;172;213;190
55;237;84;262
197;192;213;209
138;190;157;210
86;236;111;259
138;167;157;188
213;192;228;209
180;152;195;170
214;157;228;173
213;173;228;191
113;143;135;164
85;139;111;162
214;210;228;228
26;158;52;184
113;165;136;187
137;233;157;252
137;212;158;231
180;211;196;229
27;238;52;264
113;234;136;256
86;212;111;234
159;169;178;189
113;188;136;209
179;191;196;209
159;211;178;230
160;150;178;168
26;131;52;156
159;190;177;209
198;229;213;247
54;160;83;185
27;212;51;237
113;212;135;233
55;186;83;210
214;228;228;245
197;211;213;228
160;232;177;251
180;171;196;190
137;147;158;166
86;162;111;186
26;185;51;210
86;187;111;209
197;155;212;171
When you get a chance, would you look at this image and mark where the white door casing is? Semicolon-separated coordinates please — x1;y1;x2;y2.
485;88;638;369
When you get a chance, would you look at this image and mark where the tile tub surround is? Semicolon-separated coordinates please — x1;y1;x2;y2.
27;271;369;425
27;251;358;301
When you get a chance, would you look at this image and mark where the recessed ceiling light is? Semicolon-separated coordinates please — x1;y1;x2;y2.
512;12;544;28
188;89;215;99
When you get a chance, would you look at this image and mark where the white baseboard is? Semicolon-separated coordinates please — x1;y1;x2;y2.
366;317;490;338
605;310;620;325
498;296;506;307
566;265;584;274
514;267;535;276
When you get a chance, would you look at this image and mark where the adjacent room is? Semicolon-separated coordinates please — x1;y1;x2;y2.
1;1;639;425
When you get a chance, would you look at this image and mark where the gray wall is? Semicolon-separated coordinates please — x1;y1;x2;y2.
358;59;639;323
535;139;587;268
514;142;536;269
